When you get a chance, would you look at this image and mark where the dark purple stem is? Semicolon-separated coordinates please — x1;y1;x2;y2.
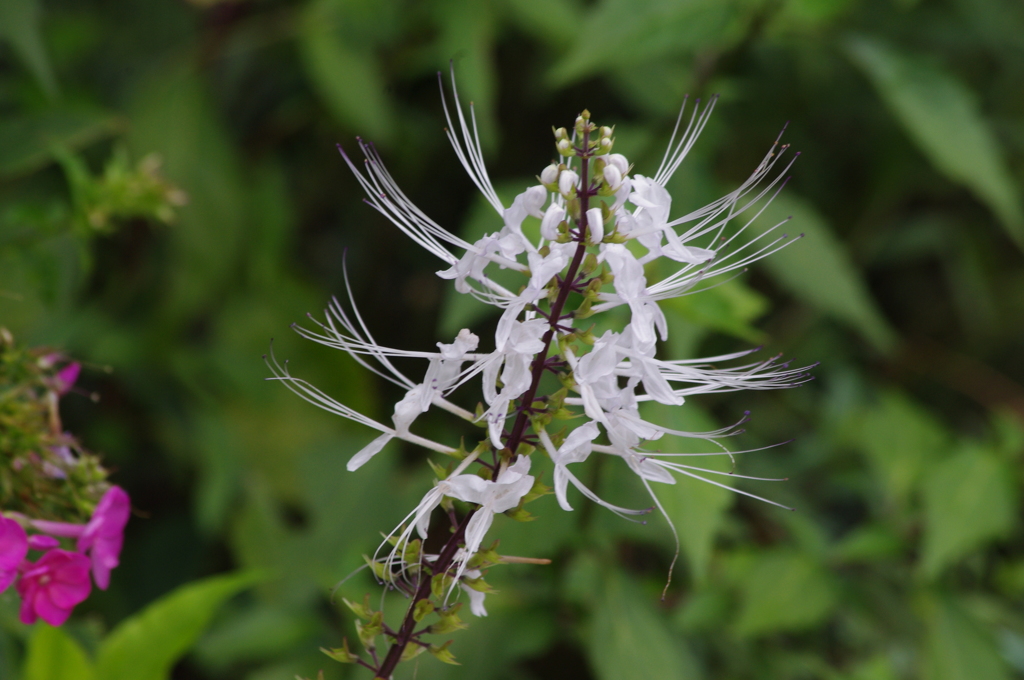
373;122;595;679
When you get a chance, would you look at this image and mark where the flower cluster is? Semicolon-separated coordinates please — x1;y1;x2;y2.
1;486;129;625
0;329;130;626
278;72;810;676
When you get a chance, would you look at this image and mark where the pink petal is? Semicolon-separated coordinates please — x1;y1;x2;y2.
0;518;29;573
28;535;60;551
19;592;38;624
34;592;73;626
54;362;81;395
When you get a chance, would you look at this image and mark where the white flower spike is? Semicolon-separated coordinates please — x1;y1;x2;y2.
274;70;811;675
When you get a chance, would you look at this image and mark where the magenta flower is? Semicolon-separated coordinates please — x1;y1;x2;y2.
53;361;81;396
78;486;130;589
0;517;29;593
16;549;92;625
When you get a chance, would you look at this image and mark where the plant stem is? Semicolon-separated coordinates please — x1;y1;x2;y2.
373;122;593;679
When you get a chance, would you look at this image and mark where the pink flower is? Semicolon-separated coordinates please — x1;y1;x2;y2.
16;549;92;625
78;486;130;589
53;362;81;396
0;517;29;593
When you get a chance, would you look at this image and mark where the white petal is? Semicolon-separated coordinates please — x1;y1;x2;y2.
586;208;603;245
540;203;565;241
347;433;393;471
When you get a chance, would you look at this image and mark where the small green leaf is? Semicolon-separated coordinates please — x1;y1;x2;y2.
846;37;1024;250
23;625;95;680
413;599;435;623
588;568;704;680
355;611;383;652
428;603;468;635
342;595;374;620
920;446;1018;579
429;640;460;665
400;642;427;661
734;550;837;636
320;639;359;664
751;192;896;352
95;571;263;680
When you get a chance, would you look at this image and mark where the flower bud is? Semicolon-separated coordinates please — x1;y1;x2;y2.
600;137;613;152
523;185;547;218
559;170;579;197
603;165;622;192
556;139;573;156
553;127;568;140
607;153;629;175
585;207;603;245
540;163;559;186
600;126;613;139
540;204;565;241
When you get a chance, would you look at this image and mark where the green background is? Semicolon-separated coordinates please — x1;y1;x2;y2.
2;0;1024;678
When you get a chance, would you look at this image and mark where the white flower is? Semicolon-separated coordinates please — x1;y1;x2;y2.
444;456;535;583
279;72;812;622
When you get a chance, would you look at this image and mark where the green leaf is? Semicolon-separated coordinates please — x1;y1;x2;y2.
95;571;264;680
428;640;460;665
660;276;769;343
920;446;1018;579
846;37;1024;250
0;108;120;178
23;625;95;680
734;549;837;636
298;0;395;143
124;61;248;323
851;390;949;505
920;593;1010;680
431;0;499;151
751;192;896;352
0;0;58;98
640;401;733;585
549;0;752;86
588;568;704;680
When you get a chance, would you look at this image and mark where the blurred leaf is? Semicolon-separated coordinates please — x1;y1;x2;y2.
846;37;1024;250
751;192;897;352
921;593;1010;680
95;571;263;680
661;277;768;343
193;603;318;671
588;568;704;680
920;446;1017;579
433;2;499;150
641;401;733;585
831;523;904;563
851;390;949;505
501;0;581;44
0;108;119;178
0;0;58;98
549;0;752;86
23;625;94;680
298;0;396;144
125;62;247;323
734;549;837;636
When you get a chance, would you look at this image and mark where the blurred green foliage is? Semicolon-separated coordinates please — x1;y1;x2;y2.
1;0;1023;678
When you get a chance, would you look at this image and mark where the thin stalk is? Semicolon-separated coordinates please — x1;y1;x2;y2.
373;122;594;679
